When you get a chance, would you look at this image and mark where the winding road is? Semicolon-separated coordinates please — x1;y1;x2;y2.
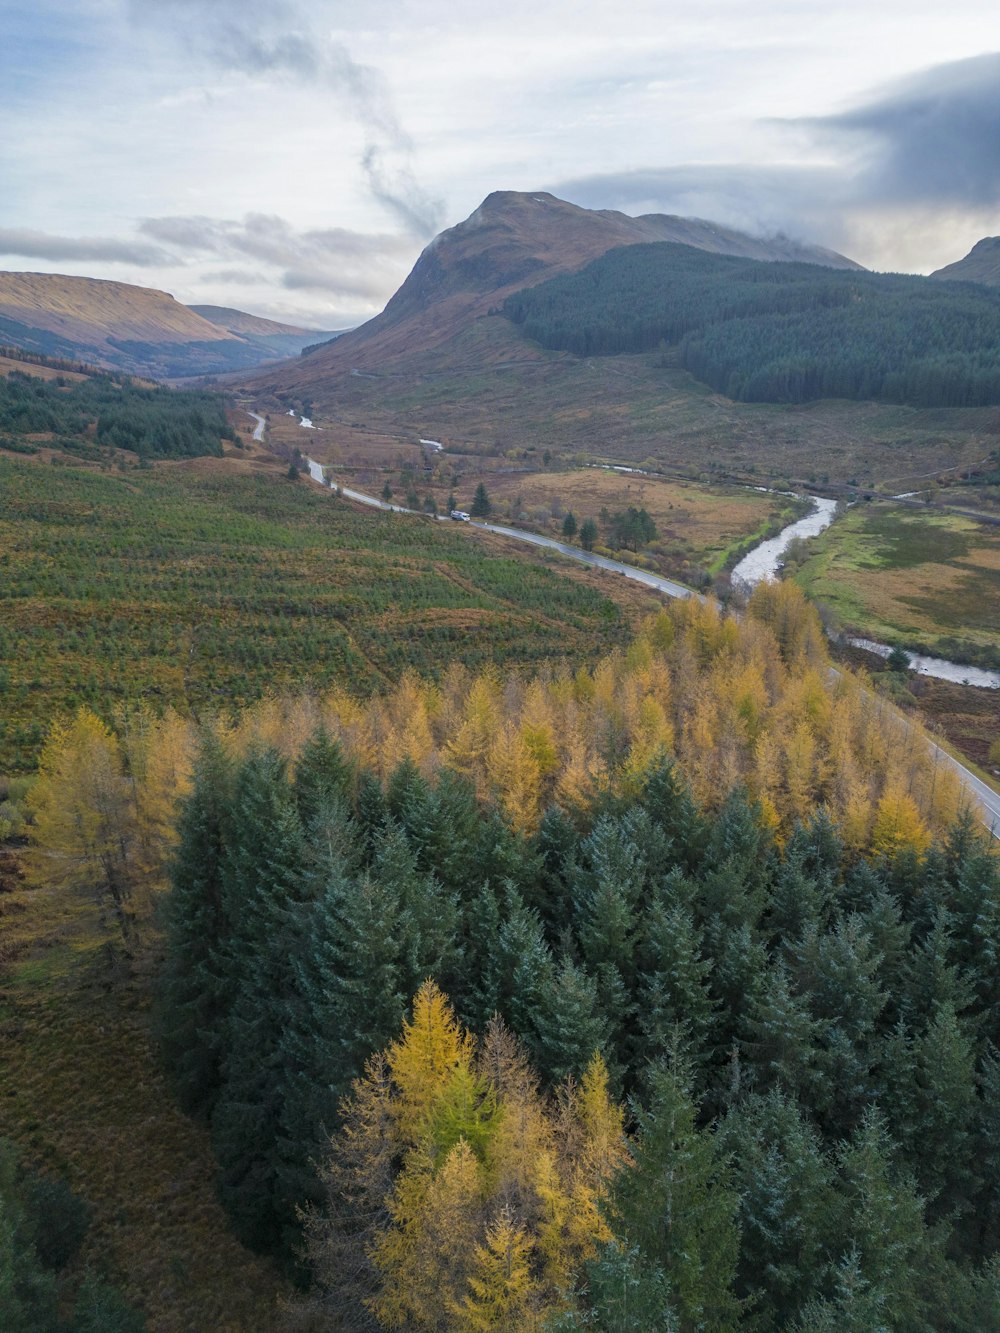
296;444;1000;839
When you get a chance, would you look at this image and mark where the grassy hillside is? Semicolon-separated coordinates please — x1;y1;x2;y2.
0;453;637;770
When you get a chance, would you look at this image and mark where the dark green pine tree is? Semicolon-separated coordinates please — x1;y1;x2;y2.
974;1044;1000;1254
911;1000;977;1220
551;1243;680;1330
636;898;715;1085
901;908;975;1027
530;956;607;1084
369;820;461;998
486;893;554;1043
720;1089;836;1326
355;767;389;862
744;961;820;1102
157;734;235;1117
791;917;887;1135
275;854;405;1251
209;747;307;1254
470;481;492;516
826;1108;943;1331
0;1140;59;1333
401;767;484;901
293;726;356;829
561;510;578;540
531;804;582;940
606;1061;742;1331
639;756;707;873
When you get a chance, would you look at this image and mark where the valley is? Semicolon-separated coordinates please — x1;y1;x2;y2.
3;186;1000;1333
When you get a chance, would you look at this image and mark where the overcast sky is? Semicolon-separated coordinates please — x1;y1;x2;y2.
2;0;998;327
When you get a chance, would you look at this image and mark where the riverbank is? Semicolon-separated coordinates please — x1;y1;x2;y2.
793;501;1000;675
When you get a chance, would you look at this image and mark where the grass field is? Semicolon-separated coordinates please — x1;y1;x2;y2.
0;860;291;1329
265;405;808;587
265;317;1000;491
0;449;651;772
795;502;1000;667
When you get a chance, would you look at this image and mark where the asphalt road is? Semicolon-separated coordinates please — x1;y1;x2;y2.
321;463;1000;839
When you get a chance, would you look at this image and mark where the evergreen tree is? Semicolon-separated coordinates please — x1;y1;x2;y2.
210;747;307;1253
721;1090;835;1324
562;510;578;540
531;958;607;1085
471;482;492;517
606;1062;742;1331
294;726;356;829
157;734;235;1116
580;518;599;551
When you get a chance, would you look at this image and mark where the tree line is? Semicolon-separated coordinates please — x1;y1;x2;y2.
0;370;235;459
153;719;1000;1328
502;242;1000;408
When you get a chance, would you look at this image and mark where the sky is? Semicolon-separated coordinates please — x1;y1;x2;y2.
1;0;998;328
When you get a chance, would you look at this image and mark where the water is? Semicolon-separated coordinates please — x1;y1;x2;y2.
731;495;839;587
847;639;1000;689
730;492;999;689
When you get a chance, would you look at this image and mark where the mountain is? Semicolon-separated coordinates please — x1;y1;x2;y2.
187;305;343;359
0;271;336;379
245;191;861;398
930;237;1000;287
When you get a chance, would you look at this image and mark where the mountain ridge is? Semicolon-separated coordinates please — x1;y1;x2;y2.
246;191;861;396
0;271;336;379
931;237;1000;287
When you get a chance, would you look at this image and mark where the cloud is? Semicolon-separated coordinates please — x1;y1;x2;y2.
128;0;442;237
553;164;844;237
139;211;415;299
798;52;1000;209
0;226;170;266
555;53;1000;269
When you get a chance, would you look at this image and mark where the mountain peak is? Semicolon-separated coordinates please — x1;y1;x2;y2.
245;190;860;395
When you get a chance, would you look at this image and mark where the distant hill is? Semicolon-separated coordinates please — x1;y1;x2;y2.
0;272;337;379
930;238;1000;287
188;305;342;360
245;191;861;400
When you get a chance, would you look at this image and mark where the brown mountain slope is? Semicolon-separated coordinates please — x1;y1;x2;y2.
245;191;860;397
0;271;231;348
930;237;1000;287
187;305;321;338
0;272;340;378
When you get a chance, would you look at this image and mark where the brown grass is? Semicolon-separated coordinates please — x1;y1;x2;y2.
0;868;290;1330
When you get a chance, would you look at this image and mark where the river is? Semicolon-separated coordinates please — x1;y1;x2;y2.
731;492;1000;690
731;494;839;587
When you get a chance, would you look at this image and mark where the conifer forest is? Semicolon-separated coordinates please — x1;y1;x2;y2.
13;584;1000;1329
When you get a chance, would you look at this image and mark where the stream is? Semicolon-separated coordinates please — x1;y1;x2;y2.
732;492;1000;688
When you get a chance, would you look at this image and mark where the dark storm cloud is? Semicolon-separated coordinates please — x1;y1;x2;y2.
556;54;1000;256
129;0;443;238
0;226;170;266
801;52;1000;208
139;212;413;299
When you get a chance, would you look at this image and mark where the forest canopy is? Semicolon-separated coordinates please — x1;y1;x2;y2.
502;242;1000;408
0;368;235;459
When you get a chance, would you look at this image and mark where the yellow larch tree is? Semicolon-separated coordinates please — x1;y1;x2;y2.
452;1206;541;1332
27;707;140;948
871;782;933;860
387;979;479;1147
372;1137;486;1330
